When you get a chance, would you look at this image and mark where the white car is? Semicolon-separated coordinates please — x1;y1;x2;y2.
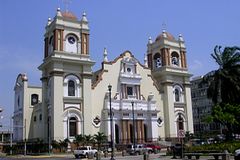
126;144;152;155
73;146;98;158
235;149;240;160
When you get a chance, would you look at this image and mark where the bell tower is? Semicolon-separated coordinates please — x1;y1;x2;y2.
39;8;95;141
147;29;193;138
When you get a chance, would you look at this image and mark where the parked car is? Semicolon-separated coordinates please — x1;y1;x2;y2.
171;143;184;158
73;146;98;158
235;148;240;160
126;144;152;155
145;144;161;153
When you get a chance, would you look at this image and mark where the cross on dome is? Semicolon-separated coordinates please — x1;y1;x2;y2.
63;0;72;12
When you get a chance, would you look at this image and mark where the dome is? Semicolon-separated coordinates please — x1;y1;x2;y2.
61;11;77;20
155;32;175;41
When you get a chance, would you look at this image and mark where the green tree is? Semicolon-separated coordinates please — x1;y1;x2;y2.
207;104;240;139
203;46;240;138
51;140;60;151
93;132;107;151
74;134;86;147
59;138;69;152
203;46;240;104
85;134;94;146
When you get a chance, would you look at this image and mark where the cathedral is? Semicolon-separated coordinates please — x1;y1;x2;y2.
13;8;193;144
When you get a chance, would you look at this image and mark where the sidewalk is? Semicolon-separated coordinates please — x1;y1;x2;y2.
0;152;236;160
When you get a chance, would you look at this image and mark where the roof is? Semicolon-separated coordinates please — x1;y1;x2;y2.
61;11;77;20
155;32;175;41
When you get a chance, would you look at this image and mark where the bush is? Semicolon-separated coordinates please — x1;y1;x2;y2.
185;141;240;153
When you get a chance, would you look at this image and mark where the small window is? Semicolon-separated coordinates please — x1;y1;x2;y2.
69;117;77;137
34;116;37;122
127;87;133;95
154;53;161;68
171;52;179;66
39;114;42;121
178;114;184;130
175;88;180;102
68;80;75;96
127;68;131;72
17;96;20;107
49;36;53;45
31;94;39;105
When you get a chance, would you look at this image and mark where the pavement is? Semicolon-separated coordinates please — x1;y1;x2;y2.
0;152;236;160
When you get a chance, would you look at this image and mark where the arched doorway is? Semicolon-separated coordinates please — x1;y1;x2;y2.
130;124;133;143
69;117;77;137
115;124;119;144
144;124;148;142
177;113;184;131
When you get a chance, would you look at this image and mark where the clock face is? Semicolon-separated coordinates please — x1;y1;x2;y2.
68;36;76;44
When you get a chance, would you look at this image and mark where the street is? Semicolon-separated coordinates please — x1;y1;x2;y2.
0;153;163;160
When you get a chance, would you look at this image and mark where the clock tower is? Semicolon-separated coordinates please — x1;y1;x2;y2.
38;8;95;141
147;29;193;138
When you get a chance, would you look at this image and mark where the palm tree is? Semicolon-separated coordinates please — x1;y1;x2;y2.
203;46;240;104
75;134;86;147
85;134;94;146
203;45;240;139
59;138;69;152
94;132;107;151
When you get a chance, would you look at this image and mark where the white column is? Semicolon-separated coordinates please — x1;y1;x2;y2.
185;86;194;133
52;75;64;140
163;85;176;137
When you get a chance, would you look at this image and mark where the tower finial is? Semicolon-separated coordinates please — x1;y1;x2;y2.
47;17;52;25
56;7;62;16
162;22;167;38
81;11;88;22
178;33;184;42
148;37;152;44
103;47;108;62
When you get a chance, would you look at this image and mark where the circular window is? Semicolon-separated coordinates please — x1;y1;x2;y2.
68;36;76;44
127;68;131;72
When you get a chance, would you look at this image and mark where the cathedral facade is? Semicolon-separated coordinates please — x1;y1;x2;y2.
13;9;193;144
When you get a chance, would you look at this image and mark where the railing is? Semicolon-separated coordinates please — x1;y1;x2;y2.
106;99;157;111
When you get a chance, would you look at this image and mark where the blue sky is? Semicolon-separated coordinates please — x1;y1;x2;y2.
0;0;240;129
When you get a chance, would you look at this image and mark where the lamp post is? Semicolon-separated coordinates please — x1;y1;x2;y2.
178;113;184;159
131;101;136;154
48;117;51;155
24;119;26;156
108;84;115;160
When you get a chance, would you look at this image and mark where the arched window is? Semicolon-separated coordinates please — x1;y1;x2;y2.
175;88;180;102
69;117;77;137
68;80;75;96
64;75;81;98
171;52;179;66
173;85;183;102
48;36;54;54
153;53;161;68
177;114;184;130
